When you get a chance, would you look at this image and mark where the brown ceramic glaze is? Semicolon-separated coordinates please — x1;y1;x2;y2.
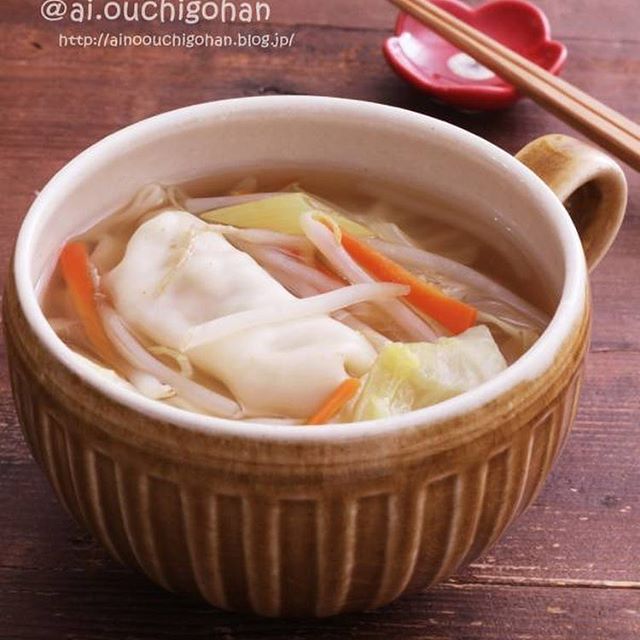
517;134;627;271
2;101;628;617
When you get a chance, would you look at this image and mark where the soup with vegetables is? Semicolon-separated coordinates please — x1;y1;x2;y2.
42;171;550;426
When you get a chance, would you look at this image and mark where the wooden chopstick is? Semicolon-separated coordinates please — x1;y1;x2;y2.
397;0;640;142
389;0;640;171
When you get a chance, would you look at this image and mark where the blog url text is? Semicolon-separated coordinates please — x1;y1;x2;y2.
58;31;296;48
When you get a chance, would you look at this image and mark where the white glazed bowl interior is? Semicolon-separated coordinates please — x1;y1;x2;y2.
14;96;587;442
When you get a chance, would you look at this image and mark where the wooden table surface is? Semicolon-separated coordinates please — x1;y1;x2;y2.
1;1;639;637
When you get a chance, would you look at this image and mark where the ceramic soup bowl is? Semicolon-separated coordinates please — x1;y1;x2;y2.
3;97;627;617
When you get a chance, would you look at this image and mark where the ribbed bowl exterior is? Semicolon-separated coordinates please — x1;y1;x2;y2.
3;273;590;617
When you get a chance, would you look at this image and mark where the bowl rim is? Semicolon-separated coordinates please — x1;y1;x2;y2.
12;95;587;444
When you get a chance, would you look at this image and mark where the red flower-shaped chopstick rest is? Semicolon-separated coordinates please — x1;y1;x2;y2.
383;0;567;111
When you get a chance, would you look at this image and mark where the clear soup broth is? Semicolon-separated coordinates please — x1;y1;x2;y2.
42;169;552;425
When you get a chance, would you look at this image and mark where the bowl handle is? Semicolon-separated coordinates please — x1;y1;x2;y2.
516;134;628;272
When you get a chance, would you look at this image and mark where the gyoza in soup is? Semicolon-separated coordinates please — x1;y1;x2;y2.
42;172;549;425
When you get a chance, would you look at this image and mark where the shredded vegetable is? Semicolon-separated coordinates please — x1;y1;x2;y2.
307;378;361;425
301;213;439;342
184;282;409;350
340;231;478;335
128;370;175;400
244;244;344;294
100;305;242;418
59;243;120;364
201;193;373;237
241;245;390;350
215;225;310;251
184;192;281;214
148;345;194;378
47;178;549;426
369;238;548;327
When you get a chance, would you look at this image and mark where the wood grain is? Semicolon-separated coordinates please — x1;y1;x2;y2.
1;0;639;637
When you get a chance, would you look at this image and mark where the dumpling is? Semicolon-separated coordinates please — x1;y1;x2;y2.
104;210;376;418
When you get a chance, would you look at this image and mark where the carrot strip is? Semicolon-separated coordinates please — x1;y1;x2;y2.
307;378;361;426
340;231;477;334
59;242;120;363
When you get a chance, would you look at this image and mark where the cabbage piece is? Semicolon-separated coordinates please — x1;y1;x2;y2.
352;343;422;420
200;193;372;237
353;325;507;421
